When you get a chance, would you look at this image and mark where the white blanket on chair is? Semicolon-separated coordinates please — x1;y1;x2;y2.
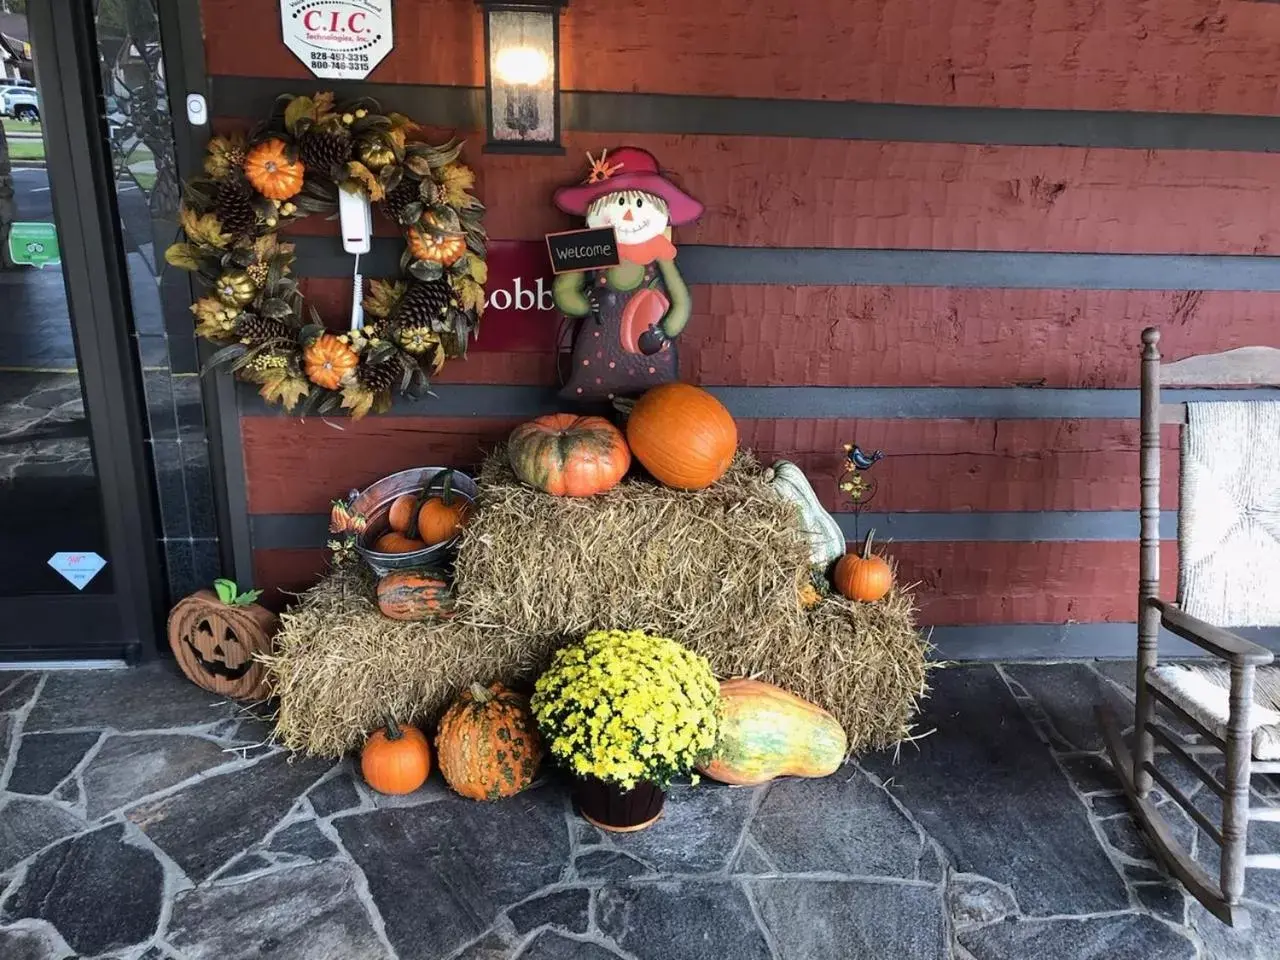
1179;400;1280;627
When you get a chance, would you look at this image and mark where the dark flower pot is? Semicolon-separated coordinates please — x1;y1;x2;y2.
574;777;666;832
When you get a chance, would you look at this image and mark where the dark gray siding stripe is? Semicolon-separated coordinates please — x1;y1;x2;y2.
236;381;1278;418
211;76;1280;153
930;624;1280;661
250;510;1177;550
288;237;1280;291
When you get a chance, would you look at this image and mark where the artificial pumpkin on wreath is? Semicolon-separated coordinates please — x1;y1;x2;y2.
436;683;543;800
303;333;359;390
243;138;306;200
361;716;432;795
507;413;631;497
167;578;276;700
626;382;737;490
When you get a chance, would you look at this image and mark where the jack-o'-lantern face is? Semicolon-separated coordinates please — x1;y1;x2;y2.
168;589;277;700
184;617;254;680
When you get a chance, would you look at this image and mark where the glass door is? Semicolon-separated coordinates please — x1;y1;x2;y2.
0;0;164;660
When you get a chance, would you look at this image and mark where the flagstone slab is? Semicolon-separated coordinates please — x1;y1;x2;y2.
0;921;75;960
0;797;83;872
24;664;237;733
82;734;235;819
126;752;331;882
861;665;1130;917
517;931;616;960
267;820;338;861
604;783;756;874
166;862;388;960
0;825;163;957
334;786;568;959
751;765;935;880
7;733;99;796
948;874;1019;927
507;887;590;936
1002;663;1129;752
1192;902;1280;960
0;674;40;714
308;769;363;817
574;849;652;881
958;914;1196;960
752;879;947;960
596;882;771;960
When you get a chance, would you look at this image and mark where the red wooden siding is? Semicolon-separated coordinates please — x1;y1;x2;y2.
204;0;1280;116
241;416;1180;517
270;133;1280;255
300;278;1280;389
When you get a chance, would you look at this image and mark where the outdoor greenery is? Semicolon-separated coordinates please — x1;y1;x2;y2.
2;118;39;135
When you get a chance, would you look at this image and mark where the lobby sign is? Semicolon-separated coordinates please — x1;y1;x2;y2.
474;240;559;353
280;0;393;80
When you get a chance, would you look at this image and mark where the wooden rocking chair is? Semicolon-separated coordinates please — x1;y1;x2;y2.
1099;327;1280;927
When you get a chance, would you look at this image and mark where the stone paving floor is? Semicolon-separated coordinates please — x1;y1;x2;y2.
2;660;1279;959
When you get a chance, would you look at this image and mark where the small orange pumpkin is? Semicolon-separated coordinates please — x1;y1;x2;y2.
388;493;419;534
361;717;432;794
436;683;543;801
626;383;737;490
408;228;466;266
373;531;427;554
418;497;470;545
833;529;894;602
243;138;305;200
303;334;359;390
507;414;631;497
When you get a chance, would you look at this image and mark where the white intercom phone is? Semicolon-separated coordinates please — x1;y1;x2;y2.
338;185;372;329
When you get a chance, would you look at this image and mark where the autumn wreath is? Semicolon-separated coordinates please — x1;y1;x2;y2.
165;92;487;418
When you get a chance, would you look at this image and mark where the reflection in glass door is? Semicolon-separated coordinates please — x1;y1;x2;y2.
0;7;114;601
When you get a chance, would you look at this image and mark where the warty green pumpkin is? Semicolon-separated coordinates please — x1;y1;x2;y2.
375;570;455;620
436;682;543;800
697;678;847;785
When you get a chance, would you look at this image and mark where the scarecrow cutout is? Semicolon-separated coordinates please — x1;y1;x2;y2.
553;147;704;400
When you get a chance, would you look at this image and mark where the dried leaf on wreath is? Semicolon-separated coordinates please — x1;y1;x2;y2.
345;161;386;202
283;95;316;134
164;243;203;270
362;279;406;319
180;207;231;249
426;139;464;170
257;370;311;411
299;322;326;345
203;131;248;180
454;276;486;316
229;341;275;372
407;257;444;283
260;298;293;319
313;91;336;117
201;343;248;375
402;152;433;178
426;205;461;233
438;163;476;206
467;257;488;285
340;383;377;420
377;163;403;194
365;341;397;365
227;247;255;268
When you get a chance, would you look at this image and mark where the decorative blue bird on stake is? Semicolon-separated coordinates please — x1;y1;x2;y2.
845;444;885;471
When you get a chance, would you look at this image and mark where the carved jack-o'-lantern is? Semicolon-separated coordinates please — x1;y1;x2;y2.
167;579;277;700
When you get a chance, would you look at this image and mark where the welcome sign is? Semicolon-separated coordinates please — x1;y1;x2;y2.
545;227;620;274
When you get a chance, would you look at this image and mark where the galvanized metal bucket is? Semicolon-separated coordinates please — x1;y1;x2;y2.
353;467;478;578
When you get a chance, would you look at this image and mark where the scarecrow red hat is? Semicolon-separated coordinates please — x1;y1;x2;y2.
554;147;704;225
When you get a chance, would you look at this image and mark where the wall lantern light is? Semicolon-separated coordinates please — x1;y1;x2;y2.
477;0;566;154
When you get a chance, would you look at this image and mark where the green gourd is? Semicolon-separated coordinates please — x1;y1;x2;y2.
765;460;845;567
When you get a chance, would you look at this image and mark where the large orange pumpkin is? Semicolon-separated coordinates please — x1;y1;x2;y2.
408;228;466;266
243;138;305;200
508;414;631;497
436;683;543;801
626;383;737;490
833;530;894;602
361;717;432;794
303;334;359;390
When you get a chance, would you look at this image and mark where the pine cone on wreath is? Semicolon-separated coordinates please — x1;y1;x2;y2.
298;129;353;180
391;278;458;335
381;178;421;225
356;356;404;394
234;314;293;345
214;176;258;239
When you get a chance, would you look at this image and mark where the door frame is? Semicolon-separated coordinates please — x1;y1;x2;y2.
4;0;167;661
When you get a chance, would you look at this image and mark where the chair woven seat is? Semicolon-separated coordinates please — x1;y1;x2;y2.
1148;663;1280;760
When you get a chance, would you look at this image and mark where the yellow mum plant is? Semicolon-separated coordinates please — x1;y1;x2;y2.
531;630;719;790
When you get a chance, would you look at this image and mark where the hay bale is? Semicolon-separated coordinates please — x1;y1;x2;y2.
264;452;931;758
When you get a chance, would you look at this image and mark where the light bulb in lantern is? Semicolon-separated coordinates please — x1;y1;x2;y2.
494;45;551;86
